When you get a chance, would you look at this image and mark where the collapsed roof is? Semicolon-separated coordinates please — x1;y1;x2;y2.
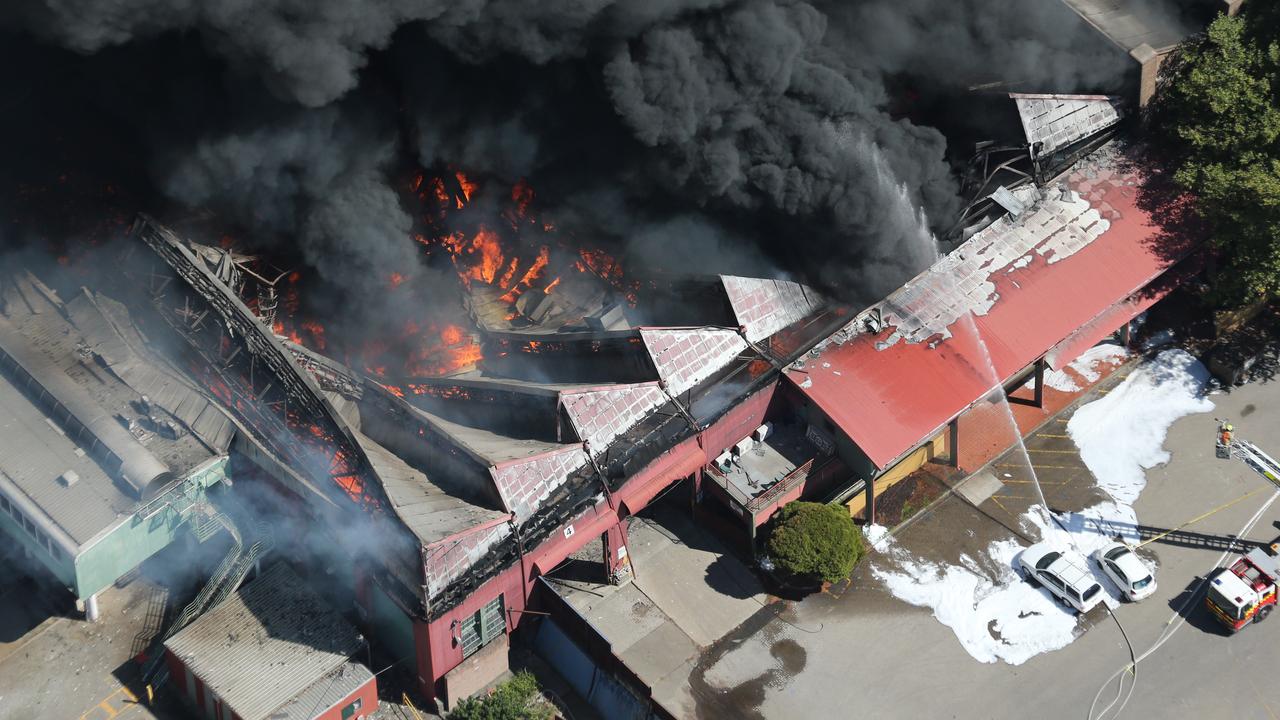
129;215;838;614
1011;94;1124;158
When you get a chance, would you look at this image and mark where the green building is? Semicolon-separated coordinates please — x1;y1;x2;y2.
0;271;233;619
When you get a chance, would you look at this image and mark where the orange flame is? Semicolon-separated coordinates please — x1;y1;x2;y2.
456;171;476;204
511;180;534;218
469;227;503;285
300;320;327;350
441;324;464;345
430;178;449;205
272;321;304;345
389;272;406;288
497;257;520;288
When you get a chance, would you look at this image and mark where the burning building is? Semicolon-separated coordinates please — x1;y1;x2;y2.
114;211;846;708
0;0;1227;714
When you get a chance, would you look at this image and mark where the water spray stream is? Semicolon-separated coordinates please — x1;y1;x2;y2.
916;218;1054;535
860;126;1055;538
957;311;1053;529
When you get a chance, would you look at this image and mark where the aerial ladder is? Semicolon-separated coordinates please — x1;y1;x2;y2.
1217;418;1280;487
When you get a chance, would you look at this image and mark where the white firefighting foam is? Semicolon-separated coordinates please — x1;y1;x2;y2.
870;349;1213;664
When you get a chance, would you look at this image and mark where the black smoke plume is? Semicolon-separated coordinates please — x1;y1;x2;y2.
1;0;1167;329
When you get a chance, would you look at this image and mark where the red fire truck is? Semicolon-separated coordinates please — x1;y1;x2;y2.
1206;547;1280;632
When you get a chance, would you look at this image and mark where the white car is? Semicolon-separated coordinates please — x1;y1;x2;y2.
1018;542;1105;614
1092;542;1156;602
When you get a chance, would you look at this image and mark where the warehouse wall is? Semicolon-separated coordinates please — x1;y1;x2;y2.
75;456;228;599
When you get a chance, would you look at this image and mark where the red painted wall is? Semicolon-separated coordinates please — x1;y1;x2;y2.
413;379;780;703
416;560;526;700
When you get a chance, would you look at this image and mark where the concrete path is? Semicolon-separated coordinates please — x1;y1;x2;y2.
549;506;767;712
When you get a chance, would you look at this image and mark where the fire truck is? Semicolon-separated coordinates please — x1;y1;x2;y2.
1206;546;1280;632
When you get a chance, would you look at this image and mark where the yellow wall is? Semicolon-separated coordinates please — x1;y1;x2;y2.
846;430;947;519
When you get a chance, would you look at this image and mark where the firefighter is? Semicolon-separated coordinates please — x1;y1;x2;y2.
1217;420;1234;459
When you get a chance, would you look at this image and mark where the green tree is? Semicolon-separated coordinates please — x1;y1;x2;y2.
765;501;862;584
446;671;554;720
1153;9;1280;303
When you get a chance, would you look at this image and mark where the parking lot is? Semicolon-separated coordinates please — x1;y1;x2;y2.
677;353;1280;720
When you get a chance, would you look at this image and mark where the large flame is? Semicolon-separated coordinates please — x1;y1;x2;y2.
253;166;643;382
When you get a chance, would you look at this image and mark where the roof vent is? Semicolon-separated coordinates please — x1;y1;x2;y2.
59;470;80;487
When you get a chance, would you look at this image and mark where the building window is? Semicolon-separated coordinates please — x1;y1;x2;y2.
341;698;363;719
0;495;8;513
460;595;506;659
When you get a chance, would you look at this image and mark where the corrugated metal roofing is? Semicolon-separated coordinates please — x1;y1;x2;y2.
268;661;373;720
561;382;667;452
0;376;131;546
69;292;235;454
1060;0;1197;52
1011;94;1122;157
640;328;748;396
720;276;825;343
789;143;1196;469
490;444;587;520
164;563;365;720
352;429;506;545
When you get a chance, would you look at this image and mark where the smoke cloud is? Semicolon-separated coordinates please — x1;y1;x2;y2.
0;0;1174;314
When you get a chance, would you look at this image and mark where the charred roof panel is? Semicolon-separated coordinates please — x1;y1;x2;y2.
640;328;748;397
790;142;1197;469
720;276;825;343
490;444;587;520
351;429;506;546
561;382;667;453
873;183;1108;348
1011;94;1122;157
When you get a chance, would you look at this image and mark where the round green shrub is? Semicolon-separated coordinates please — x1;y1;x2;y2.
765;501;862;584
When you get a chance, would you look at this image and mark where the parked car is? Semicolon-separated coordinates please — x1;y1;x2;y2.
1018;542;1105;614
1091;542;1156;602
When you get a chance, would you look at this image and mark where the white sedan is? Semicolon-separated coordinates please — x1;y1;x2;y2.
1092;542;1156;602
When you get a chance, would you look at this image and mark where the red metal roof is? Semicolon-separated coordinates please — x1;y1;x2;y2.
789;147;1198;470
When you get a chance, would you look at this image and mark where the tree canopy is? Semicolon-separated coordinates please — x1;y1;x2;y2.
765;501;863;584
1154;7;1280;303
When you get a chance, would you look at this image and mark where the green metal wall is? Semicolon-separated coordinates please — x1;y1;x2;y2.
0;510;75;586
369;580;416;662
73;456;229;599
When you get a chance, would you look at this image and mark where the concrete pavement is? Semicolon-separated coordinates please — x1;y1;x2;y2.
675;359;1280;719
